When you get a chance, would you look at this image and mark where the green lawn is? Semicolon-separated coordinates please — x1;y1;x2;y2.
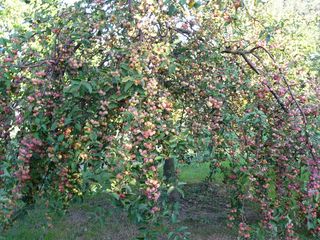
178;162;210;183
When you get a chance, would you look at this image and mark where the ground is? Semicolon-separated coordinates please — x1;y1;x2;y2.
3;185;240;239
0;163;276;240
2;163;244;239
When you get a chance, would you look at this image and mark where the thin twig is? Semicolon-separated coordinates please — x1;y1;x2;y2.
222;49;288;113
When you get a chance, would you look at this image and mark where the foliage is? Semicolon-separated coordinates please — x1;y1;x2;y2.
0;0;319;239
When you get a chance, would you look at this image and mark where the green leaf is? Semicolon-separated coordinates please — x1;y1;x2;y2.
0;38;8;46
75;123;81;131
221;161;230;168
155;156;163;161
111;192;120;200
171;213;177;223
168;4;177;16
307;220;315;230
64;117;72;125
177;226;188;232
57;134;64;142
167;186;175;195
176;186;185;198
169;63;176;74
120;63;130;71
168;232;174;239
81;81;92;93
108;102;118;109
51;122;57;131
121;76;131;82
194;1;201;8
124;81;134;92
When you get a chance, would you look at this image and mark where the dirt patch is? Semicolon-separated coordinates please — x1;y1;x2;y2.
177;182;260;239
65;197;139;240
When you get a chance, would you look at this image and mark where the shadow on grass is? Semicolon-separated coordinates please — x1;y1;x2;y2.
4;161;317;240
3;183;241;240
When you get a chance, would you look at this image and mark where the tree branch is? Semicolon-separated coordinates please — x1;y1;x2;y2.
223;45;317;163
222;48;288;113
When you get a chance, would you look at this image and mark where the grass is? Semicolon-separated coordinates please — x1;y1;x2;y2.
178;162;210;184
2;163;317;240
2;163;237;240
2;194;139;240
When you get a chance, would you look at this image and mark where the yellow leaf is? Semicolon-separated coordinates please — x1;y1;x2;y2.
188;0;195;8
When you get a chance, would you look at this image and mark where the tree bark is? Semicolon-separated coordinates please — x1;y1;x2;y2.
163;158;180;202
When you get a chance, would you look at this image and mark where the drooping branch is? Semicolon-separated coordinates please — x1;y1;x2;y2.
222;48;288;113
222;45;317;163
250;46;317;161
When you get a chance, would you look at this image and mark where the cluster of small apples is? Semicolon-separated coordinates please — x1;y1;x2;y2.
0;98;12;140
13;136;44;199
58;167;73;195
202;58;320;237
238;222;251;239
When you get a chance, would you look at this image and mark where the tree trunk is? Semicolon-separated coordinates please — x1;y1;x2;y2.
163;158;180;202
